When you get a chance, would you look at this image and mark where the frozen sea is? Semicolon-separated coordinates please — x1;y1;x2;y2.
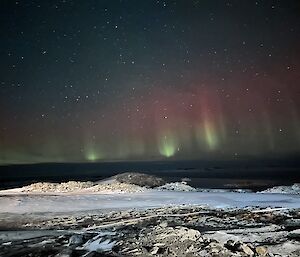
0;190;299;213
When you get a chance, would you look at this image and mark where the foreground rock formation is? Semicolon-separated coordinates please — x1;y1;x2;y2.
0;205;299;256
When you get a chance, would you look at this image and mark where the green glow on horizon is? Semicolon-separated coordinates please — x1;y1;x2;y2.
158;132;177;157
86;151;98;161
84;143;103;161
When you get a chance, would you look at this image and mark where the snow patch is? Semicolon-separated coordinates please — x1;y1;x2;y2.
82;234;116;253
157;182;197;192
259;184;300;195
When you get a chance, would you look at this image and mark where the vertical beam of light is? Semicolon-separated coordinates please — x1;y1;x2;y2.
195;90;220;152
195;120;219;151
84;143;103;161
203;120;219;151
158;131;178;157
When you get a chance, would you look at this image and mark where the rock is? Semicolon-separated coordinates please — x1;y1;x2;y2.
157;182;197;192
117;225;204;256
178;227;201;241
113;172;165;188
204;241;232;256
90;181;145;193
255;246;268;256
2;205;300;257
259;184;300;195
225;240;254;256
55;249;73;257
288;229;300;239
69;234;83;246
150;246;159;254
284;219;300;229
21;181;94;193
224;240;235;251
239;243;254;256
159;221;168;228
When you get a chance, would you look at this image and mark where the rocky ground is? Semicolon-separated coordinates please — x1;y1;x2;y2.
0;205;300;257
0;173;299;256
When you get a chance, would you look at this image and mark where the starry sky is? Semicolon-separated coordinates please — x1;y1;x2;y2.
0;0;300;164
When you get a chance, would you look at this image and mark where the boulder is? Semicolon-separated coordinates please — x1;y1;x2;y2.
69;234;83;246
255;246;268;256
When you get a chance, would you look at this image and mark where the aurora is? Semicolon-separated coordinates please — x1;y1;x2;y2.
0;1;299;164
158;133;178;158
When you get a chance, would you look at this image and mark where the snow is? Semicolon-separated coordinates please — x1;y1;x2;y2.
0;190;299;213
205;225;288;244
0;230;67;242
267;241;300;257
81;234;116;252
157;182;197;191
259;183;300;194
0;179;145;194
197;188;252;193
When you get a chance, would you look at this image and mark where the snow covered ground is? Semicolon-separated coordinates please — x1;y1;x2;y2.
0;190;299;213
259;183;300;194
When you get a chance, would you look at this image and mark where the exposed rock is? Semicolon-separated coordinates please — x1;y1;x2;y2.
288;229;300;239
238;243;254;256
113;172;165;188
117;225;205;256
16;180;146;194
21;181;94;193
1;205;300;257
224;240;254;256
157;181;197;192
69;234;83;246
89;181;146;193
284;219;300;229
259;183;300;195
203;241;232;256
255;246;268;256
55;249;73;257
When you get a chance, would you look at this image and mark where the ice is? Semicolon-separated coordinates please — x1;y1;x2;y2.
82;234;115;252
0;190;299;214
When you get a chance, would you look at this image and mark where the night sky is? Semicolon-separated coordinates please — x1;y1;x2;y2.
1;1;300;164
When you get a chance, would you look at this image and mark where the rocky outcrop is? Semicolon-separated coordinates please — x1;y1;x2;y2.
12;178;147;194
89;181;146;193
259;183;300;194
157;181;197;192
2;206;300;257
115;224;268;256
21;181;94;193
113;172;165;188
